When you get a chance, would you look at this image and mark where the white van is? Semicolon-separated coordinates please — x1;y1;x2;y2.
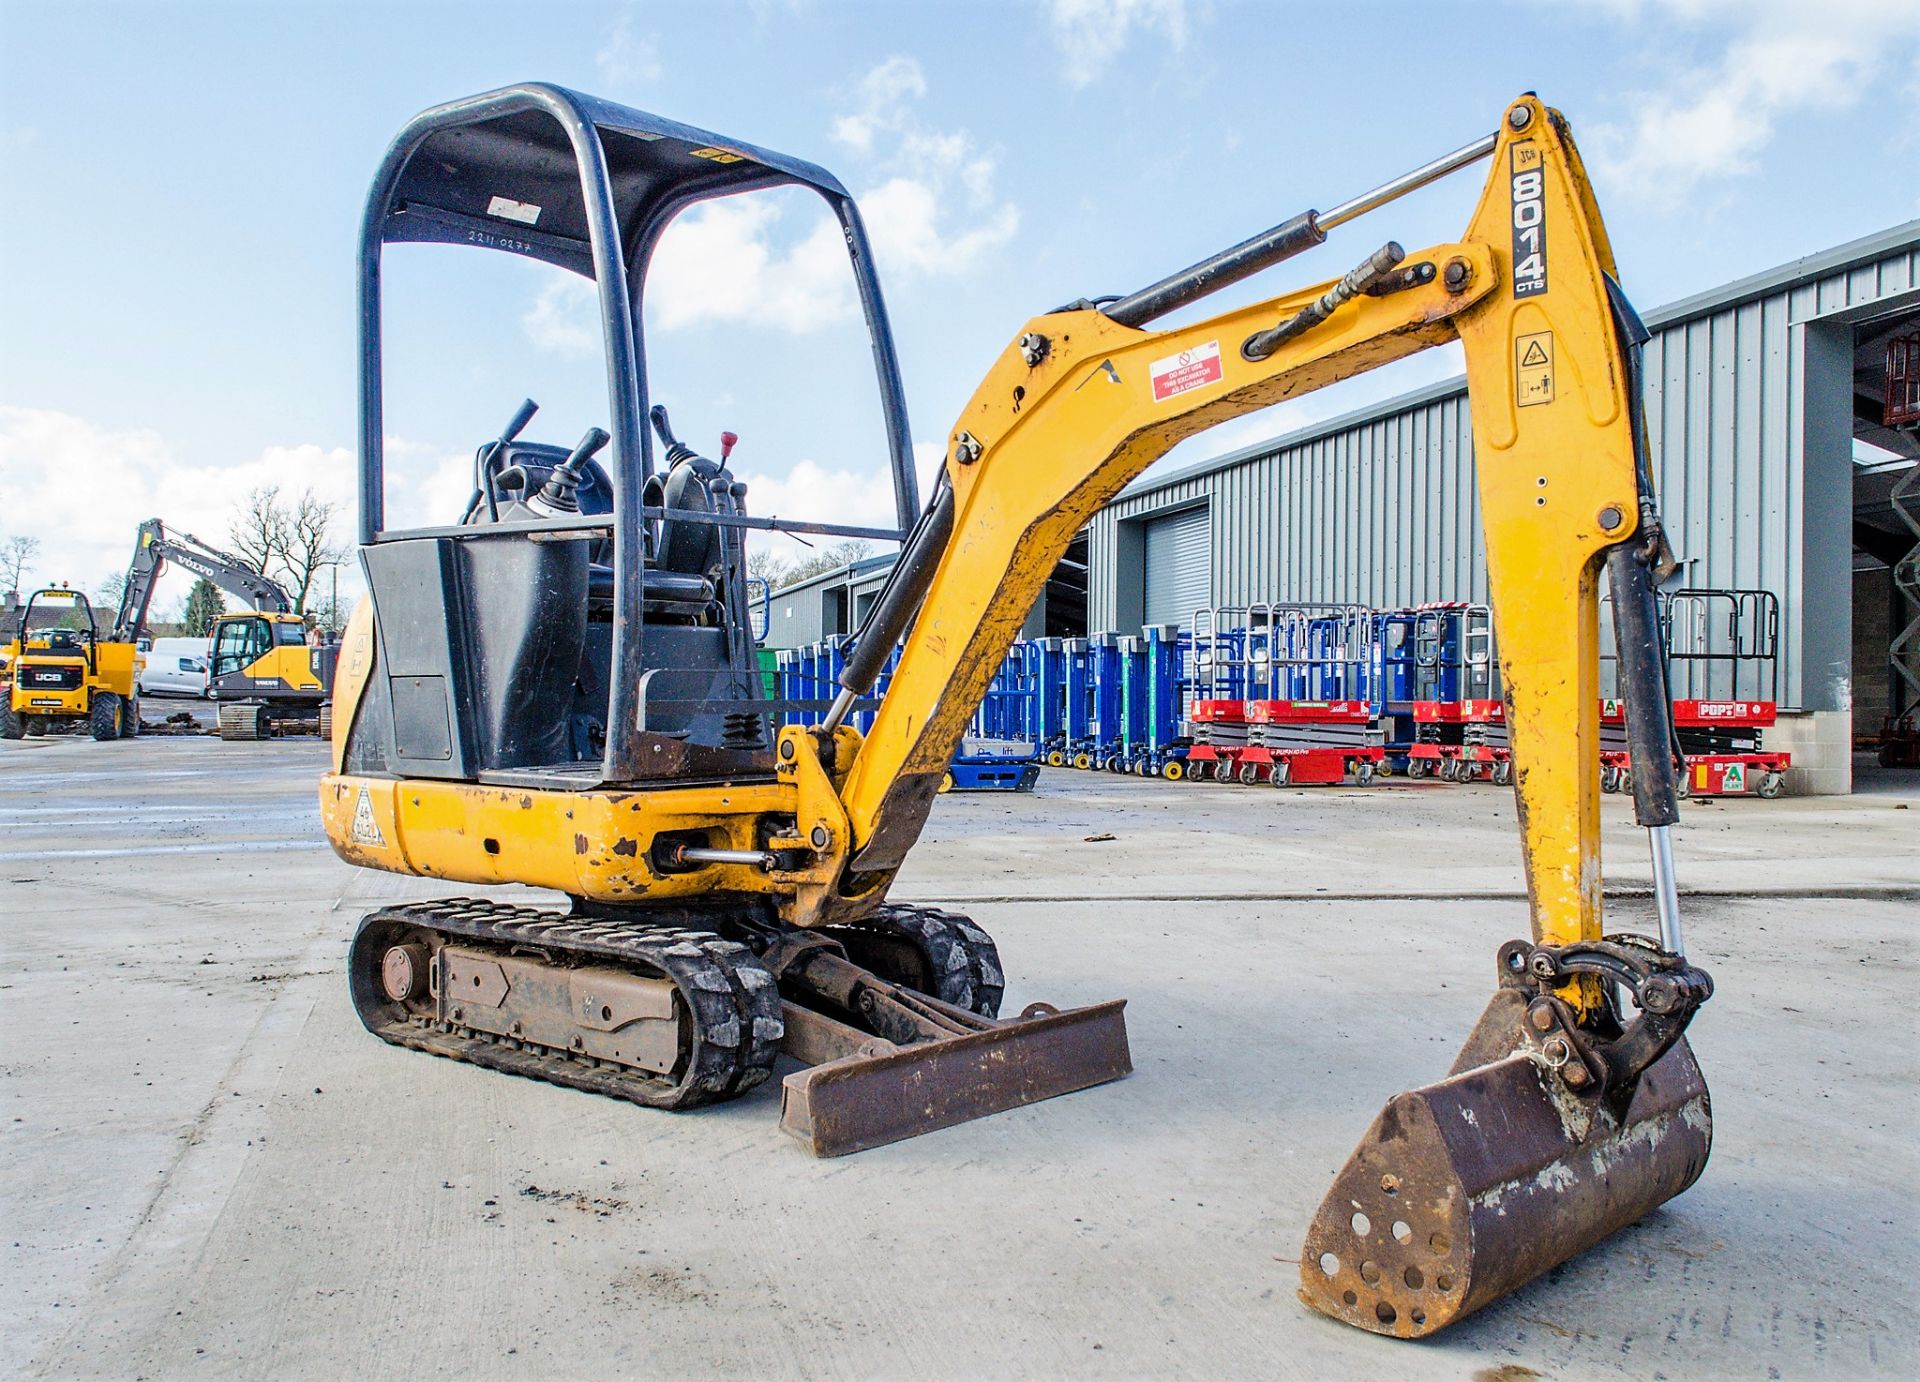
139;636;212;698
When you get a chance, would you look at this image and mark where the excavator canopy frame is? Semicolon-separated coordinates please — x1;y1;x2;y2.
354;82;921;785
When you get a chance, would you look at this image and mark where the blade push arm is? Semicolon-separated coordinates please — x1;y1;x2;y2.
826;97;1648;954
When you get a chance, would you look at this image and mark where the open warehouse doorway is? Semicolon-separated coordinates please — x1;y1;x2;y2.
1852;311;1920;774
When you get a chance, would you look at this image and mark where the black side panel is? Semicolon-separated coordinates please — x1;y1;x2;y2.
640;625;764;750
452;533;589;769
363;539;474;780
391;676;455;760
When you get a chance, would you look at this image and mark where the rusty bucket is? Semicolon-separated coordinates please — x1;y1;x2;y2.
1299;939;1713;1337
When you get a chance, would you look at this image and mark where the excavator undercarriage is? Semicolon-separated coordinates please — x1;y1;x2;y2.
325;84;1714;1339
346;897;1128;1155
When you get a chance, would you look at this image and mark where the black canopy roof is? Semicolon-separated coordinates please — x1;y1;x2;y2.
374;84;856;278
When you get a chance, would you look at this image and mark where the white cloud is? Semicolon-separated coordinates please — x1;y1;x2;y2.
734;441;946;567
596;11;662;90
1047;0;1192;90
829;55;927;154
522;56;1019;346
819;59;1020;288
521;272;601;356
1589;0;1920;192
648;197;856;332
0;406;468;612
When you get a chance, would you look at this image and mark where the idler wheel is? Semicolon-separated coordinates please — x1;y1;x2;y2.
381;943;431;1004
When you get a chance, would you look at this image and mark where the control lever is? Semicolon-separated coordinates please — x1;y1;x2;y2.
467;398;540;523
649;404;697;466
498;397;540;448
532;427;610;516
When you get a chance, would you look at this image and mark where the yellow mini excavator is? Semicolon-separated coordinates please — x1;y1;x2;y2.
323;85;1713;1338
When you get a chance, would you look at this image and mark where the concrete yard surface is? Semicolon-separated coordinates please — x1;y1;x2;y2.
2;734;1916;1379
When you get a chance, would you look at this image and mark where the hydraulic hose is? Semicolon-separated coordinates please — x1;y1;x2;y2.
823;479;955;731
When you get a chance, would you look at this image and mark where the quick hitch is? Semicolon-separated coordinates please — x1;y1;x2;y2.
1495;936;1714;1105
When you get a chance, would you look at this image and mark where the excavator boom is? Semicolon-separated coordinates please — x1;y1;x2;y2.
832;103;1634;939
115;518;294;643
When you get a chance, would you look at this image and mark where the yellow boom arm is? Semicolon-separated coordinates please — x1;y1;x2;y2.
836;95;1640;950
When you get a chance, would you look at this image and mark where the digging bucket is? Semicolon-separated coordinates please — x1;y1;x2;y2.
1299;946;1712;1337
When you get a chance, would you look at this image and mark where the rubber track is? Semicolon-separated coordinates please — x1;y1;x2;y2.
218;702;264;741
350;897;785;1110
825;903;1005;1018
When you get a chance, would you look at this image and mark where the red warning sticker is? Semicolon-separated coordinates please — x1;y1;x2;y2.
1149;340;1224;401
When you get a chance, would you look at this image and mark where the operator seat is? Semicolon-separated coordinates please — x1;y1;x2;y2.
656;453;724;578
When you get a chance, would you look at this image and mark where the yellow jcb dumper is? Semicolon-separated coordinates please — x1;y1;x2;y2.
322;85;1713;1339
2;586;144;740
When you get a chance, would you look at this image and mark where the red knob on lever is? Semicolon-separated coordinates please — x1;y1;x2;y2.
720;431;738;462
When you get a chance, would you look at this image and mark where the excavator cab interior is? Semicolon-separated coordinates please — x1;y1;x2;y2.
348;88;919;789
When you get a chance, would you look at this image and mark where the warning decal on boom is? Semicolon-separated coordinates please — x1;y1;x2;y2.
1516;331;1554;407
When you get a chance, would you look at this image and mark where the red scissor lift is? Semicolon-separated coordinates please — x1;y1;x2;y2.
1601;587;1789;799
1183;603;1383;786
1402;602;1512;784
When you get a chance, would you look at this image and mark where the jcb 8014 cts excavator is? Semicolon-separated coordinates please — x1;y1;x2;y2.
117;520;338;740
322;85;1713;1338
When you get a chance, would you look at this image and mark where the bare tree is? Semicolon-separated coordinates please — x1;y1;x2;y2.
95;570;128;611
227;487;285;577
226;487;347;615
278;490;349;615
746;546;789;590
1;534;40;600
778;538;876;589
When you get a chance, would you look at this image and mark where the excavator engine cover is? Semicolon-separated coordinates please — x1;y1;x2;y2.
1300;941;1712;1337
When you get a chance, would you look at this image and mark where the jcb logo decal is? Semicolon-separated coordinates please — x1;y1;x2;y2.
1510;143;1546;298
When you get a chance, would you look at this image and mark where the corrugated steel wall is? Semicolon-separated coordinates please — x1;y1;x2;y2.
1088;234;1920;710
764;567;893;649
1089;389;1490;619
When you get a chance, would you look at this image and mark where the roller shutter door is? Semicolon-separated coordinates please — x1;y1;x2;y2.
1143;505;1211;627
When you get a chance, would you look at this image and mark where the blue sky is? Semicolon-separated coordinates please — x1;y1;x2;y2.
3;0;1918;613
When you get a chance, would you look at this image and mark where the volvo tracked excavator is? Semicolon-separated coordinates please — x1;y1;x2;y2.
116;520;337;740
322;85;1713;1338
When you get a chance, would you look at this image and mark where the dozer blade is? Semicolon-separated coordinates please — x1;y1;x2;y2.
779;999;1131;1157
1299;986;1711;1338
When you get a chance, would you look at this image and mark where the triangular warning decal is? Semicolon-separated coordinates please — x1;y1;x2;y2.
351;786;385;847
1520;340;1550;367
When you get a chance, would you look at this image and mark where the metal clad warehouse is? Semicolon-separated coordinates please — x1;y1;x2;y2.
1086;223;1920;791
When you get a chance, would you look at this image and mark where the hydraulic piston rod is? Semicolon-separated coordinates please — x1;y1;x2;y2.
1102;131;1496;328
